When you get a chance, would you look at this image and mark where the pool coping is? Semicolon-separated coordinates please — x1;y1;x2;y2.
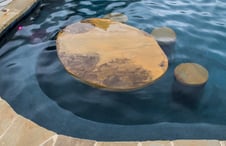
0;0;226;145
0;0;39;38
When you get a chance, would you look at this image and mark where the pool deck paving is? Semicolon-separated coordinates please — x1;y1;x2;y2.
0;0;226;145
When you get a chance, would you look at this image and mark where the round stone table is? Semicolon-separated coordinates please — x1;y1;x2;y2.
56;18;168;91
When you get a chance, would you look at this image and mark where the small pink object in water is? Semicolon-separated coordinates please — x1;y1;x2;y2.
18;26;23;30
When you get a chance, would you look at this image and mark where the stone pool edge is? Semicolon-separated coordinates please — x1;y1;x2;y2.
0;97;225;146
0;0;40;38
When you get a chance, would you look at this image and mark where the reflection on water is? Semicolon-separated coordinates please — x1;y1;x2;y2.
0;0;226;140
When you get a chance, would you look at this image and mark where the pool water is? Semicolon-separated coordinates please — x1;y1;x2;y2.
0;0;226;141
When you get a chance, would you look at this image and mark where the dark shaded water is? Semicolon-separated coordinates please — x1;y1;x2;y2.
1;0;226;140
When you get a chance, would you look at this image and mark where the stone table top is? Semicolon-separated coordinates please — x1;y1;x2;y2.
56;18;168;91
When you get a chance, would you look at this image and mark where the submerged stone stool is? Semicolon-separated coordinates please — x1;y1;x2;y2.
103;12;128;23
174;63;208;86
151;27;176;61
173;63;208;108
56;18;168;91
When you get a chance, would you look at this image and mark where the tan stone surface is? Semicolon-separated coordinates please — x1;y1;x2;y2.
0;115;56;146
151;27;176;44
6;0;37;11
174;63;208;86
0;10;19;32
103;12;128;23
173;140;221;146
0;0;37;35
142;141;171;146
57;18;168;91
55;135;95;146
96;142;138;146
220;141;226;146
41;139;54;146
40;135;56;146
0;97;18;136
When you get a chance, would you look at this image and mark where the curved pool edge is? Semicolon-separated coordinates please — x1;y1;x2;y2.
0;97;225;146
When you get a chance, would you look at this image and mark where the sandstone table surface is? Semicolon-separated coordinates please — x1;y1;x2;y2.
56;18;168;91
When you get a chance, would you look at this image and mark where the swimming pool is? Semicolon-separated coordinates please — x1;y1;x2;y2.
0;0;226;141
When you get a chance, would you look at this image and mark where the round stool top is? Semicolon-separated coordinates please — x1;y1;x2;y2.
151;27;176;44
103;12;128;23
174;63;208;86
56;18;168;91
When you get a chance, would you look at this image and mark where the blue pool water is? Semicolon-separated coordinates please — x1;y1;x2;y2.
0;0;226;140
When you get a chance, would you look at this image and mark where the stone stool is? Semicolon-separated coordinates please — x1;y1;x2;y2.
103;12;128;23
56;18;168;91
173;63;208;108
151;27;176;62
